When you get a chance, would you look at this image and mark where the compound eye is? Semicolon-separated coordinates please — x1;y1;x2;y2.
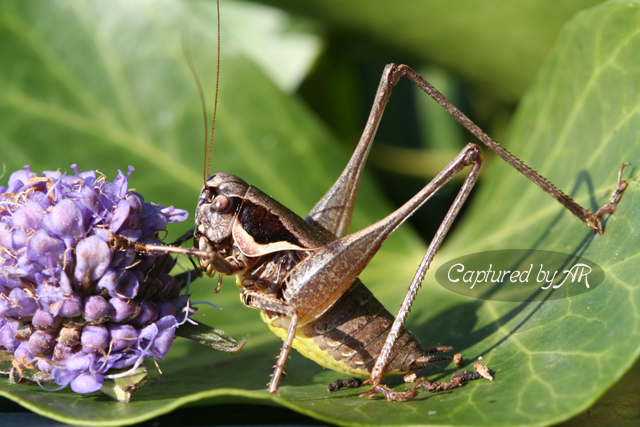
211;194;231;213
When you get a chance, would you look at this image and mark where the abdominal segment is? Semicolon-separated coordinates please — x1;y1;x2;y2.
284;279;427;378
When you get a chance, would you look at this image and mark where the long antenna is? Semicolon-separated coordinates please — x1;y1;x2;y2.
206;0;221;182
182;29;208;183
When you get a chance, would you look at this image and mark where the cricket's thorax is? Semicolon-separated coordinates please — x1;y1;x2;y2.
237;250;309;298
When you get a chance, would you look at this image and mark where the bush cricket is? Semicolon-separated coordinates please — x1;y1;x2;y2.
114;7;630;402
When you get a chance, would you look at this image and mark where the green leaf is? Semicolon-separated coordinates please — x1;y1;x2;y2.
175;322;246;353
0;1;639;426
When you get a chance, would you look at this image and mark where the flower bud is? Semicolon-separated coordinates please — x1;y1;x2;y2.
107;324;138;352
27;330;57;356
130;301;159;326
81;325;109;353
83;296;113;323
32;310;63;330
109;297;139;323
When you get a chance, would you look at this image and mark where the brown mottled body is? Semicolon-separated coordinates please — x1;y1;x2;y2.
299;280;428;376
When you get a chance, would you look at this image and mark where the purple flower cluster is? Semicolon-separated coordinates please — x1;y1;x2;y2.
0;165;190;394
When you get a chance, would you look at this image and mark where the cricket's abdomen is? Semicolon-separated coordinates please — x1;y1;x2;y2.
263;279;427;378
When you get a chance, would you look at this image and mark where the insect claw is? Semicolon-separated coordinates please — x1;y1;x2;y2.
215;274;223;293
360;384;419;402
588;162;631;234
358;389;378;398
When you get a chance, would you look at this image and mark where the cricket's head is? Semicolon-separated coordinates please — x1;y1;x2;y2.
194;173;249;276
